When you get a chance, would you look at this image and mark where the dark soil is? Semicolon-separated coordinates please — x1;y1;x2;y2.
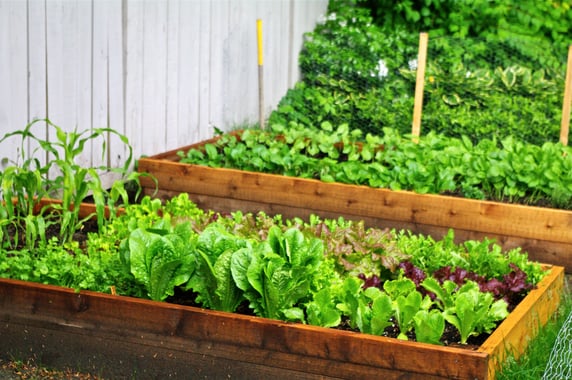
165;288;487;350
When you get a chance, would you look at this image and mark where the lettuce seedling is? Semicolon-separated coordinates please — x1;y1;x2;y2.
336;276;393;335
305;287;342;328
413;309;445;345
443;281;509;344
393;290;424;340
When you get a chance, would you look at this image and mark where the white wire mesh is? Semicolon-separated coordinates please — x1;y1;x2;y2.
542;307;572;380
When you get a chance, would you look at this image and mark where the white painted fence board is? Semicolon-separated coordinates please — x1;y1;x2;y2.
93;0;111;169
0;1;28;168
92;0;127;177
98;0;126;170
264;1;293;114
198;1;213;142
0;0;328;174
165;0;180;150
140;0;168;157
170;0;201;148
26;0;49;167
208;0;229;132
225;1;256;128
124;1;145;160
45;0;93;168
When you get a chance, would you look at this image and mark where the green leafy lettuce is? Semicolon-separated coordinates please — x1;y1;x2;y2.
231;226;323;321
121;221;196;301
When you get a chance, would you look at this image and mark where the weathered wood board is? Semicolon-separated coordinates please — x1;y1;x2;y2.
138;143;572;272
0;265;565;379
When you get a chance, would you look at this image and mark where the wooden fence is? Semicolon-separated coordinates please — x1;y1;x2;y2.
0;0;328;176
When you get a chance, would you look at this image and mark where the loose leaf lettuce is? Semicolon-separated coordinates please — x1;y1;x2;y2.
335;277;393;335
393;290;424;340
443;281;509;344
305;287;342;328
367;287;393;335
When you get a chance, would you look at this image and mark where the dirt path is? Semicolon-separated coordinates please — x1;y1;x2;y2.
0;359;103;380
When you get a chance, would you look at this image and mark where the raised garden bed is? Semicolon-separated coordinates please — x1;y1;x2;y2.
0;263;565;379
137;137;572;273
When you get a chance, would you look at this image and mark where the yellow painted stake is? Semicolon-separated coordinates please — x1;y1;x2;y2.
257;19;265;129
411;32;428;142
560;45;572;146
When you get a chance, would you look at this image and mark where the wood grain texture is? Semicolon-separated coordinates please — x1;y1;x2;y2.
480;265;565;378
0;264;563;379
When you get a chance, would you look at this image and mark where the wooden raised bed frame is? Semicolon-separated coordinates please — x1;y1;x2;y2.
137;137;572;272
0;264;565;379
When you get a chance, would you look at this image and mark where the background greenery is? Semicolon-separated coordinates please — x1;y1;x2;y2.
269;0;571;145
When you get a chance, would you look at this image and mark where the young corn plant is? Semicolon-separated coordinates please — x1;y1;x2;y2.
0;118;143;246
0;140;51;249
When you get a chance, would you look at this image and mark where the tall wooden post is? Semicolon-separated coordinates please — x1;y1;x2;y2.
411;32;428;142
560;45;572;145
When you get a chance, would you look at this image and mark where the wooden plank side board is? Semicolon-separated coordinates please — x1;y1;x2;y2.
0;278;495;379
480;265;565;378
137;158;572;247
0;263;564;379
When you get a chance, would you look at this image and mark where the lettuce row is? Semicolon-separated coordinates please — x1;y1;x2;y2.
117;193;542;345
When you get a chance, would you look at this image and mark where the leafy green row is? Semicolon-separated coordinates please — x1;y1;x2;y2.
178;124;572;209
0;193;546;345
118;194;540;344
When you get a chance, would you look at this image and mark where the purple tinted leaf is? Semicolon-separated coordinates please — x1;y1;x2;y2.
398;261;427;287
479;278;506;298
503;264;533;294
358;273;383;289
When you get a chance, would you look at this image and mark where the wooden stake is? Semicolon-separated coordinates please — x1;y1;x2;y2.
560;45;572;146
257;19;265;130
411;32;428;142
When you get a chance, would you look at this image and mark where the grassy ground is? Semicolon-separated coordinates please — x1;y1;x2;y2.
497;275;572;380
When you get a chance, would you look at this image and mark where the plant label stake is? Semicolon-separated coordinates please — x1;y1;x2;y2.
560;44;572;146
257;19;265;130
